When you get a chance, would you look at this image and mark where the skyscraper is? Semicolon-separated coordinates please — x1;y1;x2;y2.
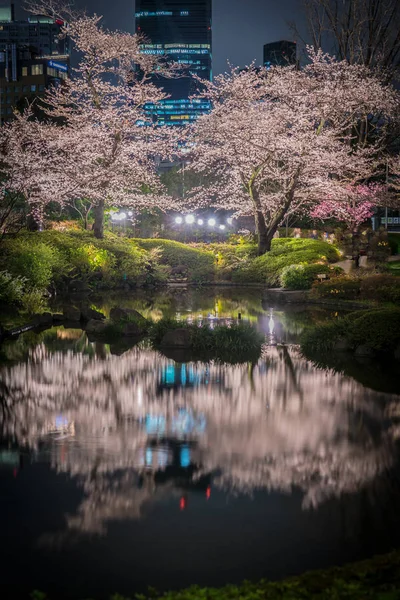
0;3;70;123
263;40;297;68
134;0;212;125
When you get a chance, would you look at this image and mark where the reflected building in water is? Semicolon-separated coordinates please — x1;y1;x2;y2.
1;338;400;536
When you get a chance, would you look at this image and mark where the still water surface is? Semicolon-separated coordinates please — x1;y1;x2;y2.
1;288;400;600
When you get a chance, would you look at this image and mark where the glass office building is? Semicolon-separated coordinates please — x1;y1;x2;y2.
263;40;297;68
135;0;212;125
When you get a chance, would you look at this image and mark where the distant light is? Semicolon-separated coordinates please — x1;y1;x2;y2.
128;211;133;217
119;212;127;219
185;215;195;224
180;496;187;511
219;224;226;230
197;219;204;225
208;218;216;227
227;218;233;225
175;216;183;224
206;486;211;499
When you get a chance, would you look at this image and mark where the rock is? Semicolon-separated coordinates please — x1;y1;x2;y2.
110;307;145;322
63;306;82;322
333;337;351;351
160;328;191;348
81;307;106;322
33;312;53;325
355;345;375;357
121;321;143;336
85;319;108;334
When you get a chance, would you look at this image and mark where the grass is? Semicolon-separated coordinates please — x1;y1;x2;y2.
29;550;400;599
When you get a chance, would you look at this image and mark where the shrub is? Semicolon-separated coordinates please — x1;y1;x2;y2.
233;238;340;285
20;288;48;315
134;238;215;283
280;264;335;290
359;274;400;304
69;243;116;280
2;237;63;291
301;307;400;355
310;277;361;300
0;270;26;304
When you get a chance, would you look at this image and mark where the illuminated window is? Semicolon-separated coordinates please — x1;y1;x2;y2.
180;10;189;15
32;64;43;75
30;85;36;92
22;67;28;76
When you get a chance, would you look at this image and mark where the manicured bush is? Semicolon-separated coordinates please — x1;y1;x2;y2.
233;238;341;286
134;238;215;283
359;274;400;303
280;263;337;290
310;274;400;304
310;277;361;300
388;233;400;255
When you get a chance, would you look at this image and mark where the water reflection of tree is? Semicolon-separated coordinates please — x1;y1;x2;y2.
1;341;399;538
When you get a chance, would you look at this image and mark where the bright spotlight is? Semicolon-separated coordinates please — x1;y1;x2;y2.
197;219;204;225
208;218;216;227
128;211;133;217
175;216;183;224
185;215;195;224
227;218;233;225
219;224;226;230
119;212;127;219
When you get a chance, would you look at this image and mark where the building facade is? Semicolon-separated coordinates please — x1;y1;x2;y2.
135;0;212;125
0;4;70;123
263;40;297;68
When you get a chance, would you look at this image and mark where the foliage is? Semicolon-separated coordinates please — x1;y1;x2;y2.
310;277;362;300
280;263;342;290
185;50;398;253
27;550;400;599
134;238;215;283
20;289;48;315
311;274;400;303
1;237;64;291
233;238;340;285
149;319;264;363
301;308;400;354
0;270;26;304
388;234;400;255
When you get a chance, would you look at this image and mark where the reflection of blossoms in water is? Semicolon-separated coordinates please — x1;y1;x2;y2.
1;340;400;537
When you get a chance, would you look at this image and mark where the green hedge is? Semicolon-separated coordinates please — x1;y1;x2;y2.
233;238;341;286
134;238;215;283
280;264;342;290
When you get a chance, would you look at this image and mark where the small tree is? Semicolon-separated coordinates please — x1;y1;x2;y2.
185;50;397;254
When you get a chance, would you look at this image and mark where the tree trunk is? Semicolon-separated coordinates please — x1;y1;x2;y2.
93;200;104;239
255;208;270;255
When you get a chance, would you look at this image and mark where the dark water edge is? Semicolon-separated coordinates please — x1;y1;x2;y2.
1;288;400;600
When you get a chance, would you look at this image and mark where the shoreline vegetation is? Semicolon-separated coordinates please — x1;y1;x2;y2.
0;231;399;322
28;551;400;599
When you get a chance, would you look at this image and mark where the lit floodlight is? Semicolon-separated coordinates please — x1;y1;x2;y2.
119;212;127;220
219;224;226;230
197;219;204;225
227;218;233;225
185;214;195;224
208;218;216;227
111;213;119;221
175;216;183;224
128;211;133;217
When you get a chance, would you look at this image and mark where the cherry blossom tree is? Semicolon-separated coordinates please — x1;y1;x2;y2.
310;184;387;230
21;1;177;238
184;50;398;254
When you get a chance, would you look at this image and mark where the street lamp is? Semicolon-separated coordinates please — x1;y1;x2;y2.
197;219;204;225
219;224;226;231
208;218;216;227
185;215;195;224
175;216;183;224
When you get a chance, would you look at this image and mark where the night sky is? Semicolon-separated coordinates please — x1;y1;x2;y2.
13;0;305;74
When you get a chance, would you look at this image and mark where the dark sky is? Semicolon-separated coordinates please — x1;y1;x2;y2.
15;0;306;74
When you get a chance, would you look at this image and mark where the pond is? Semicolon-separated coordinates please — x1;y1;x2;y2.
1;287;400;600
